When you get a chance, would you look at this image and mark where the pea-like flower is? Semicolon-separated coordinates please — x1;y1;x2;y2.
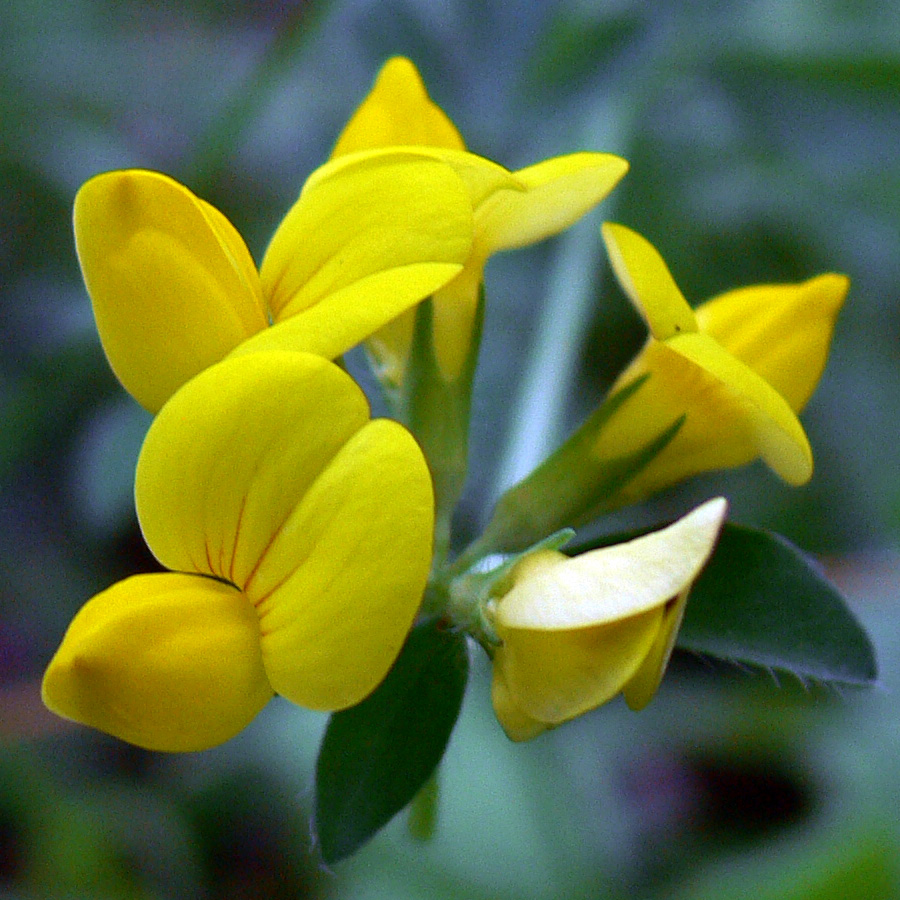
594;223;848;507
74;151;481;412
488;497;727;741
42;352;434;751
331;56;629;383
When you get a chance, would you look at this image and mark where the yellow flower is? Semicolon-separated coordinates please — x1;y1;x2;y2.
42;351;434;751
488;498;727;741
74;151;479;412
594;223;848;507
331;56;629;383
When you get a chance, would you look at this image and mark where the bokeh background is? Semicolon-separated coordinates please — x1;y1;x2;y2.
2;0;899;896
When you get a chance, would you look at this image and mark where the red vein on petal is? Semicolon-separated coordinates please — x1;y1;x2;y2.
229;495;247;584
241;506;299;598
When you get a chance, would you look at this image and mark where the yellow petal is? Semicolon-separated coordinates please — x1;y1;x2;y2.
136;352;434;712
695;273;848;413
477;154;628;255
331;56;465;155
260;152;474;324
42;573;272;752
667;332;813;485
429;264;484;380
136;352;371;587
601;222;698;340
622;588;691;711
231;260;463;362
302;147;525;384
493;498;726;724
495;608;663;723
252;419;433;711
312;147;525;212
490;666;549;742
595;334;813;505
365;308;416;389
74;169;268;413
496;497;727;630
422;155;628;382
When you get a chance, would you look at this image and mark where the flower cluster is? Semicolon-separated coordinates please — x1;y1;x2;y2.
43;57;847;752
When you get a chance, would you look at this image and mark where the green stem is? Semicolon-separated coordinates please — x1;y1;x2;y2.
407;771;440;842
398;293;485;571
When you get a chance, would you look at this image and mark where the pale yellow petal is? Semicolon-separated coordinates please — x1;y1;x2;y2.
496;609;663;724
252;419;433;711
261;153;473;323
331;56;465;155
601;222;697;340
623;588;691;711
42;573;272;752
496;498;727;630
365;309;416;389
74;169;267;412
136;352;370;588
696;273;848;413
476;154;628;255
490;666;550;742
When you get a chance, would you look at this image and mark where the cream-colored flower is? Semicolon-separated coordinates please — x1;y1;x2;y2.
488;498;727;741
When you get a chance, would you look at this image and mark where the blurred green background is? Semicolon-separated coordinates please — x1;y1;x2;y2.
2;0;899;896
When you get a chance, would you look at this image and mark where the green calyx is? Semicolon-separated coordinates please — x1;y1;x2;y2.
444;528;575;654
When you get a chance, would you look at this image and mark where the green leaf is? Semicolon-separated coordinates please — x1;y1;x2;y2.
314;619;469;864
678;524;877;685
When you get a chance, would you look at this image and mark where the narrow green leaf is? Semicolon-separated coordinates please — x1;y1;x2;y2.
679;524;877;685
314;619;469;864
465;377;683;563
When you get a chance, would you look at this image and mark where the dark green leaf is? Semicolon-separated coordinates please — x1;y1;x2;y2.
679;524;877;685
314;619;469;864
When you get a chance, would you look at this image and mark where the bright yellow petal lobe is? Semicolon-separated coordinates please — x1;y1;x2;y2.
696;273;848;413
331;56;466;156
254;419;433;711
136;351;434;712
314;147;525;211
595;226;831;503
136;352;370;589
477;154;629;256
601;222;697;340
332;59;631;385
41;573;272;752
233;261;462;362
260;152;474;324
667;332;812;484
74;170;268;413
490;498;726;737
594;337;812;506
